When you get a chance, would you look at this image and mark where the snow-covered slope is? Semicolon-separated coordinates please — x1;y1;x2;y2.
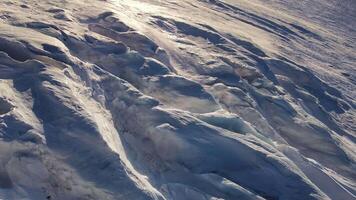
0;0;355;199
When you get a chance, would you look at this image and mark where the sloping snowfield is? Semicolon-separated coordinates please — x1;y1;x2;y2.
0;0;355;199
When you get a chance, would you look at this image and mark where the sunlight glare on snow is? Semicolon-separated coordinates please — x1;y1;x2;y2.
110;0;162;14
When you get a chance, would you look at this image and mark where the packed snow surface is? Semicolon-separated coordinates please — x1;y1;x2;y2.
0;0;355;199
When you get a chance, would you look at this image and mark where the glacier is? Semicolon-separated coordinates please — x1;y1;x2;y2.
0;0;355;199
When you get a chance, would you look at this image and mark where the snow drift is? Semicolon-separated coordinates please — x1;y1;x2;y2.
0;0;355;199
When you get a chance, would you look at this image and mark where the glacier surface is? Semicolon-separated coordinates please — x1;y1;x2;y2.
0;0;355;199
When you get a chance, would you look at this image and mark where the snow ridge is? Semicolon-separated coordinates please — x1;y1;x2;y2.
0;0;355;200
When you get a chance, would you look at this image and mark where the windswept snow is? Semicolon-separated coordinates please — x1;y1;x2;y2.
0;0;355;200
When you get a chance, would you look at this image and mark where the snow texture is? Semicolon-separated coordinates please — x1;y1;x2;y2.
0;0;355;199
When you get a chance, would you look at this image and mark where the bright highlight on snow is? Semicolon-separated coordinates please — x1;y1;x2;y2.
0;0;355;200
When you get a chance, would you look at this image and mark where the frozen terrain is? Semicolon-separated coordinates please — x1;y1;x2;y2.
0;0;355;199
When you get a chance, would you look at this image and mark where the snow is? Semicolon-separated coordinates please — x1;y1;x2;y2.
0;0;355;199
